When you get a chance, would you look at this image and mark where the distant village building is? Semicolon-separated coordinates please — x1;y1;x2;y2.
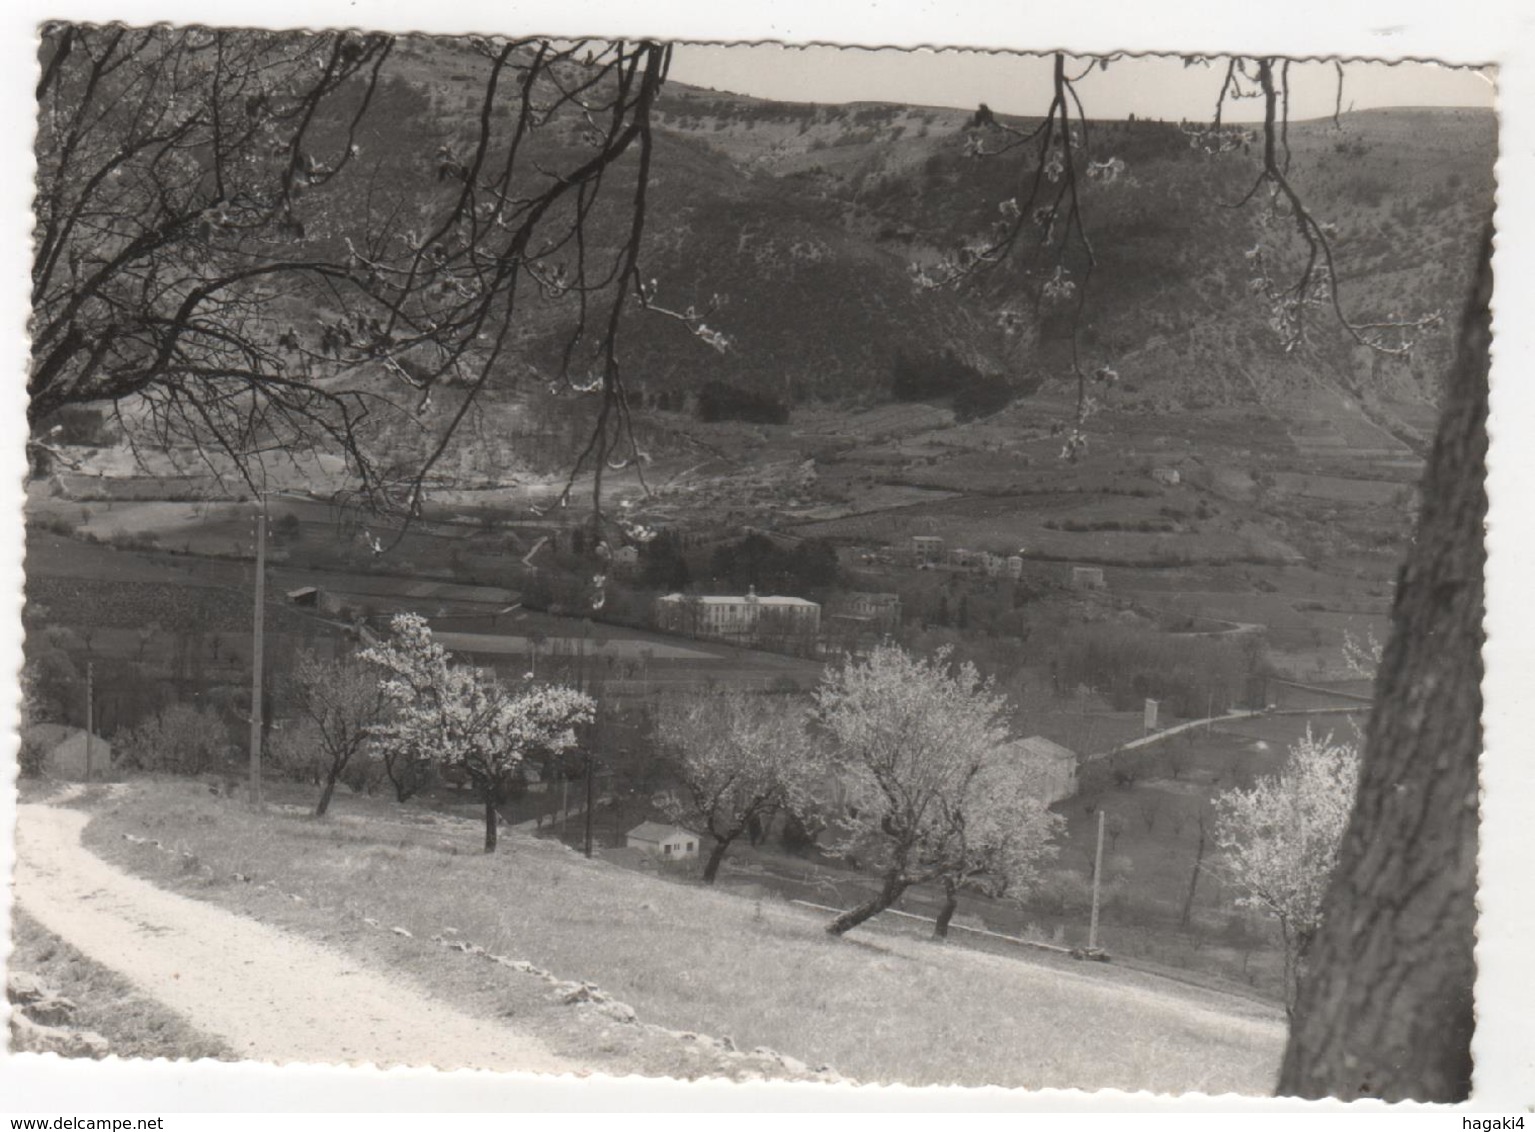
286;585;343;615
626;822;700;859
1150;467;1182;487
609;544;640;574
841;592;902;631
1007;555;1025;579
946;547;974;569
1071;566;1107;591
982;552;1006;578
654;587;821;645
910;534;944;566
995;735;1079;805
827;592;903;648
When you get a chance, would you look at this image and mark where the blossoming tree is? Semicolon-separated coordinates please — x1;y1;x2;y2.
655;688;814;883
930;762;1062;939
814;643;1061;936
285;649;391;817
1214;728;1360;1016
362;613;595;852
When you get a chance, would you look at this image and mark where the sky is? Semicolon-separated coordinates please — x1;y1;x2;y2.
667;45;1496;122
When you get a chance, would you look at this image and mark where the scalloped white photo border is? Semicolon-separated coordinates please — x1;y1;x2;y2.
1;0;1528;1117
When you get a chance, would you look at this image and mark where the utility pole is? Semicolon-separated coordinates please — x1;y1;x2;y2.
581;620;596;859
584;744;596;859
249;493;266;808
84;661;93;781
1088;809;1105;951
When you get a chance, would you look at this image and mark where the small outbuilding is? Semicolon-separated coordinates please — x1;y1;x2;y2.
286;585;343;615
1071;566;1107;591
626;822;700;859
21;723;112;781
995;735;1079;805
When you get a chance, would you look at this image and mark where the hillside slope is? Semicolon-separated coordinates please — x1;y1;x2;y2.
38;43;1494;495
78;778;1286;1091
649;89;1492;438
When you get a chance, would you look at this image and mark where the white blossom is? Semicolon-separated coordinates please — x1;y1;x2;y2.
813;644;1062;933
1214;728;1360;1013
656;689;815;882
361;614;595;848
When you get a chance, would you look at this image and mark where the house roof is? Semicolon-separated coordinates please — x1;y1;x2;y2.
627;821;697;842
1004;735;1077;763
22;722;109;746
658;593;819;608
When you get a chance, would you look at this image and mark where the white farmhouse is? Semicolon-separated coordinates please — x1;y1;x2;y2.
626;822;701;859
994;735;1079;805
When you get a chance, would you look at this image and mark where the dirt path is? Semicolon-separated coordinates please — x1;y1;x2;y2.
13;800;577;1073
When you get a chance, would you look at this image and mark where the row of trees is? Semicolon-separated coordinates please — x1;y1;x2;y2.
21;593;1365;993
658;641;1360;978
272;613;1361;974
657;644;1065;937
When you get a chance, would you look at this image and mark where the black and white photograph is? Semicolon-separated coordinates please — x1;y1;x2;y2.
4;0;1532;1114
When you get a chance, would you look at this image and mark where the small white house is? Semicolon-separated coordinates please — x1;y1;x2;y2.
626;822;700;859
995;735;1079;805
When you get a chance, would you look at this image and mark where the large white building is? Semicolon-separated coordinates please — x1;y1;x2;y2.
654;586;821;644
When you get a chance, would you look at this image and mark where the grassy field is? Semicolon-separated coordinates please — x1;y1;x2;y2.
72;778;1286;1093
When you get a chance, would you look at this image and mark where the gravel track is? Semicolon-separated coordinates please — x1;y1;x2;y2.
13;799;576;1073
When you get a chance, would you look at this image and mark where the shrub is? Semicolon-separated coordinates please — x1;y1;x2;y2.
341;755;388;795
267;717;326;784
271;512;302;543
118;702;229;775
18;735;49;778
780;810;820;854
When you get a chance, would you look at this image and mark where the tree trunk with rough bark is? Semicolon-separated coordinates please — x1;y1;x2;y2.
934;881;959;939
1278;232;1489;1102
701;834;735;884
315;769;340;817
828;870;909;936
482;793;498;854
1179;812;1207;929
